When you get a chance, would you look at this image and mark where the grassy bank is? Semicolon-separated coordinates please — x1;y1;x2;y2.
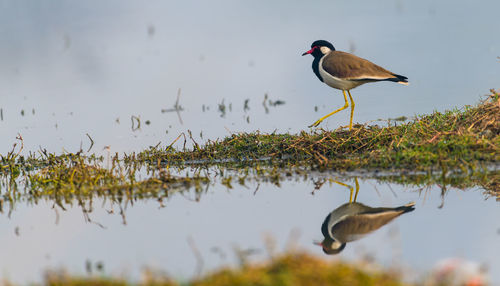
0;92;498;207
137;92;499;173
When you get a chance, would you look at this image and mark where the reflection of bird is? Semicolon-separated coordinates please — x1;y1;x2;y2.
316;201;415;254
302;40;408;130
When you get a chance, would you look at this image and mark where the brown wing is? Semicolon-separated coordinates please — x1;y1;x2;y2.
322;51;397;80
331;211;404;242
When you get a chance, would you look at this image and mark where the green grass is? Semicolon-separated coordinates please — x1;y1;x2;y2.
0;92;498;208
136;92;499;173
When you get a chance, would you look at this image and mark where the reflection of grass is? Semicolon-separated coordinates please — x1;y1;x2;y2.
375;169;499;191
0;152;209;216
27;155;208;199
139;92;499;173
0;92;498;209
38;252;407;286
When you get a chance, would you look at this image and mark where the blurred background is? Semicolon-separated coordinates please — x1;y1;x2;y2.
0;0;498;154
0;1;499;284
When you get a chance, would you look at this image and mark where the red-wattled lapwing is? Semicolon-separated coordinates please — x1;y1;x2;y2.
315;201;415;254
302;40;408;130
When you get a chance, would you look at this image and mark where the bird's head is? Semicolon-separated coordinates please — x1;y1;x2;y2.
302;40;335;58
313;238;346;255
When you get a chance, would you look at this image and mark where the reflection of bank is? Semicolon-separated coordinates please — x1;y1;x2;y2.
315;178;415;254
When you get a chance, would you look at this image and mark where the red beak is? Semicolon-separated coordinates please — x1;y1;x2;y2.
313;240;323;247
302;48;314;56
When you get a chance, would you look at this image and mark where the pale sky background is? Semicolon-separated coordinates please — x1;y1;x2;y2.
0;0;498;154
0;0;499;284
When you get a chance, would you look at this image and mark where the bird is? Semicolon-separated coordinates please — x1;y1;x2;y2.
315;201;415;254
302;40;408;130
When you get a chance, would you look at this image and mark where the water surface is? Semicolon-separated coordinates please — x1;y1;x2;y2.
0;0;499;154
1;177;498;283
0;1;498;284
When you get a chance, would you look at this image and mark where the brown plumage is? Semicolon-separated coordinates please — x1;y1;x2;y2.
322;51;403;82
317;201;415;255
331;209;408;242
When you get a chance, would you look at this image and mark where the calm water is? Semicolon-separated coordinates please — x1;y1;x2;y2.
0;0;499;284
0;0;499;154
1;178;498;283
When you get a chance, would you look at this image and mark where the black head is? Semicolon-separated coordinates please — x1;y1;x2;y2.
314;238;346;255
302;40;335;58
323;240;346;255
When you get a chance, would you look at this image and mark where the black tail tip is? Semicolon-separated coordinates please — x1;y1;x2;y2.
393;73;408;82
398;202;415;213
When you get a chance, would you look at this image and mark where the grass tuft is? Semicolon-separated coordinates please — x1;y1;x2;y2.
138;93;499;174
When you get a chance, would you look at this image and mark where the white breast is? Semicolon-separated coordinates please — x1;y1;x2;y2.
318;56;365;90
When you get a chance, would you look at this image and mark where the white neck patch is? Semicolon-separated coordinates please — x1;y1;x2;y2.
331;240;343;250
320;46;332;54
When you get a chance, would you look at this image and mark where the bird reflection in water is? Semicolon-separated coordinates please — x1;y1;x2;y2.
315;178;415;254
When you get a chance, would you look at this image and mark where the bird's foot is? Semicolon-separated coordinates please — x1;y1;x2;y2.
339;124;353;131
308;119;323;128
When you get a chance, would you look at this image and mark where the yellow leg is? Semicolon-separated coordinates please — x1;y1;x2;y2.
353;177;359;202
309;90;349;128
347;90;355;131
333;177;360;203
333;180;354;202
